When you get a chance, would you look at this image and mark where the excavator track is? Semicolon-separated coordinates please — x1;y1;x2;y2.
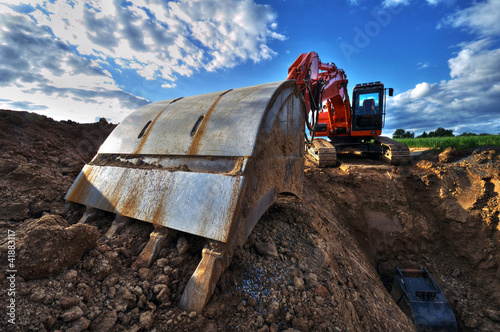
306;138;337;167
374;136;410;165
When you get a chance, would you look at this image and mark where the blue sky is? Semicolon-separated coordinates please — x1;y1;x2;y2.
1;0;499;136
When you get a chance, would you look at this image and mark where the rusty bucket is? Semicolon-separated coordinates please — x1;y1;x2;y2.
66;80;305;312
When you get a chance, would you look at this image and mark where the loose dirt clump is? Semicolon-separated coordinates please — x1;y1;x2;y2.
0;109;498;331
4;214;99;280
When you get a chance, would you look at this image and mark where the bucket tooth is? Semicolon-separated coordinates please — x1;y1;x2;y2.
132;226;177;270
105;214;132;239
179;241;230;313
78;207;99;224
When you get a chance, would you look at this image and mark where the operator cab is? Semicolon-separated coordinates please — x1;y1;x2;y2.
351;82;387;134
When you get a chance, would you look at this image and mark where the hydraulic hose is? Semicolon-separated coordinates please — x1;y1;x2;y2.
305;80;326;134
305;83;320;132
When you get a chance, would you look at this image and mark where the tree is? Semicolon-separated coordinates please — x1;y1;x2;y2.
417;131;428;138
393;128;414;139
404;131;415;138
393;129;406;138
428;127;454;137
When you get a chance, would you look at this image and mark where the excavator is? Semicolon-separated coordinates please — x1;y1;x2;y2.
287;51;409;166
65;52;409;314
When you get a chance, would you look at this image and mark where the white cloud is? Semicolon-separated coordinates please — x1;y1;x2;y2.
383;0;500;135
441;0;500;37
0;0;285;122
411;82;434;99
417;62;430;70
387;40;500;135
17;0;285;83
161;82;176;89
382;0;449;8
0;6;148;122
426;0;445;5
0;82;145;123
448;41;499;80
382;0;410;7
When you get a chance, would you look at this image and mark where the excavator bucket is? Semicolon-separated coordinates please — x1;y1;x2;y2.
65;80;305;312
391;268;457;332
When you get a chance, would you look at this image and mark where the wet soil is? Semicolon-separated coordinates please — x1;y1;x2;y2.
0;110;499;331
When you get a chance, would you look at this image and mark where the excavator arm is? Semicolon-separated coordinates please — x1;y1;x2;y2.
286;51;351;137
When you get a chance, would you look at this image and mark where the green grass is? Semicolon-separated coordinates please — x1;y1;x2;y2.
395;135;500;151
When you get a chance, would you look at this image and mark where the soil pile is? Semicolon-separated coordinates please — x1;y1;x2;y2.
0;110;498;331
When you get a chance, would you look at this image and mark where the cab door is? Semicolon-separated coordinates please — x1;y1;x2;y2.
351;83;384;135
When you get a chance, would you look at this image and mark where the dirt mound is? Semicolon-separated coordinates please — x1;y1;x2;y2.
0;110;115;221
0;109;498;331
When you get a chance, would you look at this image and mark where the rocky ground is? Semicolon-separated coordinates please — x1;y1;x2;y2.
0;109;499;331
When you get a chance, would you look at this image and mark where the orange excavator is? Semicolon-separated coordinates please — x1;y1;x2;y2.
66;52;408;315
287;51;409;166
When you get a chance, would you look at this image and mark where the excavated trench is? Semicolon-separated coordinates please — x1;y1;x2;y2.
303;152;500;331
0;110;499;331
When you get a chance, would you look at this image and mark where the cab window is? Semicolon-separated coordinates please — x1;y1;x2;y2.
356;92;379;115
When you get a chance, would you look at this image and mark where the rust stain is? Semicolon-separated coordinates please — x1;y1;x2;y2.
152;202;165;226
109;169;132;215
66;166;93;203
135;108;166;154
224;157;246;176
152;174;172;226
218;178;244;243
188;89;232;155
135;98;182;155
